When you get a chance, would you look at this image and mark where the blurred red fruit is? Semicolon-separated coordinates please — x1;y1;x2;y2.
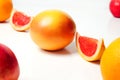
0;43;20;80
110;0;120;18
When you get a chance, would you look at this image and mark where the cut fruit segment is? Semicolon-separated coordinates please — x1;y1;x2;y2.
10;9;32;32
76;32;105;61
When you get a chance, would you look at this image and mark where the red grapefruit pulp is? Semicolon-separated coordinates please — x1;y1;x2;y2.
12;11;30;26
76;32;105;61
79;36;98;57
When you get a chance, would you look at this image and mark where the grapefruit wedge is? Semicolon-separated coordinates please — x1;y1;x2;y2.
76;32;105;61
10;9;32;32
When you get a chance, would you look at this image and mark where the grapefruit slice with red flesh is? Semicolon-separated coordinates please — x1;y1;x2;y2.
10;9;32;32
76;32;105;61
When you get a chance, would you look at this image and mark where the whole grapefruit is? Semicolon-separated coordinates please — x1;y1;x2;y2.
0;0;13;22
100;38;120;80
30;10;76;51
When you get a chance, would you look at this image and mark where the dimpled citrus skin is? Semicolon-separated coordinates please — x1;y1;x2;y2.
100;38;120;80
0;0;13;22
30;10;76;51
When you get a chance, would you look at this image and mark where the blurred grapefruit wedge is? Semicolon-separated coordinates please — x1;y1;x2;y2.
10;9;32;32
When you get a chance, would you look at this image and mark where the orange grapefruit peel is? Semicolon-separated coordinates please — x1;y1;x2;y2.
100;38;120;80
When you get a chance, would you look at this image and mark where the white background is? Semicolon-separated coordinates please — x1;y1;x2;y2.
0;0;120;80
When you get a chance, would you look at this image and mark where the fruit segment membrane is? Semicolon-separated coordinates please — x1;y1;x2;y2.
79;36;98;57
12;11;30;26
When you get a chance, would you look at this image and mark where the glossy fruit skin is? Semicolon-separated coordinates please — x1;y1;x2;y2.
0;43;20;80
100;38;120;80
0;0;13;22
30;10;76;51
110;0;120;18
